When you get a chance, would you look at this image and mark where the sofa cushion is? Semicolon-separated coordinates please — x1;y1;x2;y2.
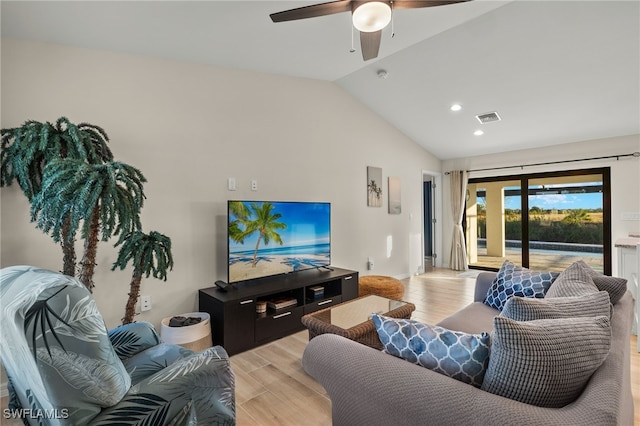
575;260;627;304
501;291;611;321
436;302;497;335
481;315;611;408
372;314;490;387
483;260;558;311
545;260;598;298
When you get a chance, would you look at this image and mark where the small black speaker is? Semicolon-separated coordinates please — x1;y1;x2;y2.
214;280;230;292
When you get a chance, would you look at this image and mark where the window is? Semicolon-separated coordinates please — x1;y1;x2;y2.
466;168;611;274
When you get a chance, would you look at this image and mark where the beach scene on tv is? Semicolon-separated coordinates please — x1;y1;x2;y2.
228;201;331;283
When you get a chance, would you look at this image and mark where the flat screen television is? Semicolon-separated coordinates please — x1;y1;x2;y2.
227;200;331;284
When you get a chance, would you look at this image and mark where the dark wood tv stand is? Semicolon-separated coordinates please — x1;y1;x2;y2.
199;267;359;355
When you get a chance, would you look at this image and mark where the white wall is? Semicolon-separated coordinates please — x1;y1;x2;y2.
1;39;441;331
441;135;640;273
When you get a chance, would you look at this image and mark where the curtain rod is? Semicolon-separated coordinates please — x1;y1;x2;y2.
444;151;640;175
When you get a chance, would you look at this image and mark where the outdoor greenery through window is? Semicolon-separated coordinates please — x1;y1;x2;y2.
465;168;611;274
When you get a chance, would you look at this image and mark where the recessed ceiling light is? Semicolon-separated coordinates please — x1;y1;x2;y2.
474;130;484;136
450;104;462;112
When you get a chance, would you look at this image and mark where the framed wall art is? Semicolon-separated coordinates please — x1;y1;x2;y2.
388;176;401;214
367;166;383;207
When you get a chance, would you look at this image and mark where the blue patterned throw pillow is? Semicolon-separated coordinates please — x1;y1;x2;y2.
372;314;490;387
484;260;559;311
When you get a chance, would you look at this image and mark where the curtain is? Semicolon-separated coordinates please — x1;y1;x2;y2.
449;170;469;271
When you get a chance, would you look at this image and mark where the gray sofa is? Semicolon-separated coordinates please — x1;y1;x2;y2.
302;272;635;426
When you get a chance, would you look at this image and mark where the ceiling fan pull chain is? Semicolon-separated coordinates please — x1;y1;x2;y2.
350;24;356;53
391;1;395;38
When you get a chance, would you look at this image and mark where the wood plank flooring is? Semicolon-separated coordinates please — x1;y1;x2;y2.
231;268;479;425
2;268;639;425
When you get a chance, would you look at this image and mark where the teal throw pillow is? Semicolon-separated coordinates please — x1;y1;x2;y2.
372;313;490;388
484;260;559;311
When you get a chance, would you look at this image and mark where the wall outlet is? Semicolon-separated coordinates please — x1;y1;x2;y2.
621;212;640;221
141;295;152;311
367;257;374;270
251;179;258;191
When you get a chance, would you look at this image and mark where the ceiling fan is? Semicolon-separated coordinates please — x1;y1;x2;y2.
270;0;471;61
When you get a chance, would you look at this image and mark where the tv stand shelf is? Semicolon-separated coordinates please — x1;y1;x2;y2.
199;267;358;355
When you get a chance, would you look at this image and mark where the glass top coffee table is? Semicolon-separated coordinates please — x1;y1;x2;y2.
301;295;416;349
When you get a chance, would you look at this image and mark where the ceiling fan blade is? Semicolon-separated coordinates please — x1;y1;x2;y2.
360;30;382;61
270;1;352;23
392;0;472;10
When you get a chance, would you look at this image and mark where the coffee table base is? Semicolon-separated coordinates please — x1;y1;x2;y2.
302;296;416;350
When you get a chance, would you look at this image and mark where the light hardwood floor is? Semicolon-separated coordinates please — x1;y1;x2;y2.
2;268;639;425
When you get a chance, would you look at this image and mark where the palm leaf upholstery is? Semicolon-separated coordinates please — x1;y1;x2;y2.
0;266;235;425
109;322;162;360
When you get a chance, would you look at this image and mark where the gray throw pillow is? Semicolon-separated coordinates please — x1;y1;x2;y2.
545;260;598;298
481;315;611;408
501;291;611;321
575;260;627;304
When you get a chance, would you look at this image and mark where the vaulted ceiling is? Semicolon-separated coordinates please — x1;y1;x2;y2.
2;1;639;159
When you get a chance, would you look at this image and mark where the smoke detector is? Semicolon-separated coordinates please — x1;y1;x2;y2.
377;69;389;79
476;111;501;124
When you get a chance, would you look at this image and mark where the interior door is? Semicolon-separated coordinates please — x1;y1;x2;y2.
424;181;433;258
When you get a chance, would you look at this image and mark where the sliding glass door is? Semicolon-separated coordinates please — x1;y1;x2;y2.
466;168;611;274
466;179;522;268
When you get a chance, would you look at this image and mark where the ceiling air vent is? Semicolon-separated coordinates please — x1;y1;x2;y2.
476;111;501;124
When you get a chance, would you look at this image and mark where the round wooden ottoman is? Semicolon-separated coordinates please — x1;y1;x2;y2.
359;275;404;300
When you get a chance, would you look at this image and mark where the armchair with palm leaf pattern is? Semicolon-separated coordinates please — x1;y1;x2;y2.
0;265;235;425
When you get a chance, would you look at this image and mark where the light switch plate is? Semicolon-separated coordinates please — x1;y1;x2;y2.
622;212;640;221
228;177;236;191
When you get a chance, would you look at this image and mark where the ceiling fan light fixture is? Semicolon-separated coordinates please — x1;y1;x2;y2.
352;2;392;33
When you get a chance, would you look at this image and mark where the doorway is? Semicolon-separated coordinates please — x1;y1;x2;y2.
422;172;441;272
424;179;434;270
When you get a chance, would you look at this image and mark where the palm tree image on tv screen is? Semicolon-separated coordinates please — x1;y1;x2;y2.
228;201;331;283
